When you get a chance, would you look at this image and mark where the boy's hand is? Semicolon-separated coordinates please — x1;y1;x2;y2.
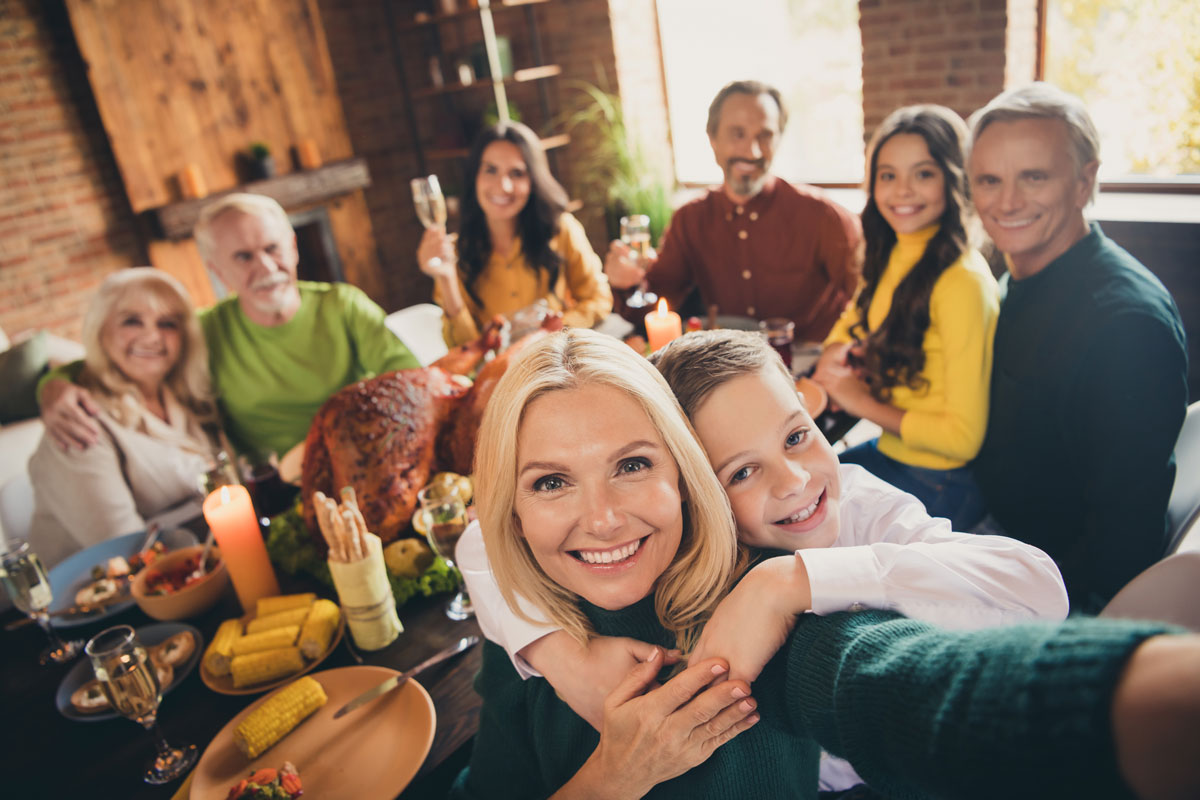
521;631;681;731
690;554;812;683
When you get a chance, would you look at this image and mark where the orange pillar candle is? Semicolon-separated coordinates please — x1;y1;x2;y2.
645;298;682;353
202;484;280;613
296;138;322;170
179;164;207;199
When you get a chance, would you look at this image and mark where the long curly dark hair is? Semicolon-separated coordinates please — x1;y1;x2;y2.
851;105;972;401
457;122;569;307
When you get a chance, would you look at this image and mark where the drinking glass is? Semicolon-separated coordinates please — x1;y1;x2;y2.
412;175;448;231
620;214;658;310
86;625;197;785
0;539;83;664
759;317;796;372
417;482;473;620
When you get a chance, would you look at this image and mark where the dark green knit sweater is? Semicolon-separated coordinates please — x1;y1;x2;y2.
451;596;1170;799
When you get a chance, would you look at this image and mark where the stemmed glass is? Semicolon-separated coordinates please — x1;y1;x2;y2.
412;175;447;231
620;214;657;310
86;625;197;785
0;539;83;664
418;482;473;621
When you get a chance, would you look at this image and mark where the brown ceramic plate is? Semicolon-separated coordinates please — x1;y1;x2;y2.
796;376;828;418
190;666;436;800
199;609;345;696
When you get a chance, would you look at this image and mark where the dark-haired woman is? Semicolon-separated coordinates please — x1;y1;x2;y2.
813;105;997;529
417;122;612;347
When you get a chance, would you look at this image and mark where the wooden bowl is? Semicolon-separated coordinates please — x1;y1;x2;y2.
130;545;229;621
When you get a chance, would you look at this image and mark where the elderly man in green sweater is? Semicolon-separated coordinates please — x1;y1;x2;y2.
39;193;420;459
968;84;1188;613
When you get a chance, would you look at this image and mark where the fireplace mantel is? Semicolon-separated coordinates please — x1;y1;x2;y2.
150;158;371;240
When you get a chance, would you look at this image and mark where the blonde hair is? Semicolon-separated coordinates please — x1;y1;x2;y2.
650;329;793;418
193;193;293;263
80;268;217;428
474;329;744;652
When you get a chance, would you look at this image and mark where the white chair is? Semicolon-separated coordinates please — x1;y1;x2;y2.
384;303;449;367
1166;401;1200;554
1100;550;1200;631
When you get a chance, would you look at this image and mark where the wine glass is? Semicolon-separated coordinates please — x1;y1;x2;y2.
620;214;657;310
86;625;197;785
0;539;83;664
412;175;448;231
418;482;473;620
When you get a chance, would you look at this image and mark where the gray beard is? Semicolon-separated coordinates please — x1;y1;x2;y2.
726;169;767;199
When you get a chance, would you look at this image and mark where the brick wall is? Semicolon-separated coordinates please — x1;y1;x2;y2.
0;0;144;343
859;0;1034;141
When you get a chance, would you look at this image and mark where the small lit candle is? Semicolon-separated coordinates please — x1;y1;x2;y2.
296;138;322;170
645;298;682;353
179;164;207;199
202;484;280;614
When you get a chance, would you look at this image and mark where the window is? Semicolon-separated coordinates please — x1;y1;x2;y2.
1043;0;1200;180
655;0;863;186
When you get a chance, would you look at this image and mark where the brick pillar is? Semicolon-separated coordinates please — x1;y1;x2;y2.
859;0;1040;142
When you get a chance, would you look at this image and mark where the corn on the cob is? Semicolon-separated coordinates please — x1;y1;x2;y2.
230;646;305;689
298;599;340;659
247;606;312;635
256;593;315;619
233;675;327;756
231;625;300;656
203;618;243;676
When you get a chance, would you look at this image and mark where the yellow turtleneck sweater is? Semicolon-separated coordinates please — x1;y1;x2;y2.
825;225;999;470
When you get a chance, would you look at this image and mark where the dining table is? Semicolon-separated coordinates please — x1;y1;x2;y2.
0;530;483;800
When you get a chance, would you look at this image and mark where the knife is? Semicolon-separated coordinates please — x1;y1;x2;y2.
332;634;480;719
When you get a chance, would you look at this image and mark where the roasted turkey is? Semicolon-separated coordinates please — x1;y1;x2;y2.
300;315;562;544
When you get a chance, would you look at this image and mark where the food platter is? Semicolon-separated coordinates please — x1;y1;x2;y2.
46;528;198;629
190;666;436;800
55;622;203;722
199;609;346;696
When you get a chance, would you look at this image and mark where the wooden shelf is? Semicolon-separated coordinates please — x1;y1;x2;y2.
411;64;562;100
149;158;371;240
425;133;569;161
397;0;552;32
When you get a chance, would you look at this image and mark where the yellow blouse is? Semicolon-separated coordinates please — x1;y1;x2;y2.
435;213;613;347
825;225;999;470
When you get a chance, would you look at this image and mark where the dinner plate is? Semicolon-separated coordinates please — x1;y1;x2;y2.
47;528;198;629
54;622;203;722
796;376;829;418
190;665;436;800
199;608;346;695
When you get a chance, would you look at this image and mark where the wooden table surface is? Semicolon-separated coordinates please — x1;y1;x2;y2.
0;569;482;799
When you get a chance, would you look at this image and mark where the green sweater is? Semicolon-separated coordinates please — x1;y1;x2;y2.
972;223;1187;612
452;597;1167;799
197;281;419;457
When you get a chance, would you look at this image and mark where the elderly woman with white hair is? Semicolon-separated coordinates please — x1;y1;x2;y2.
28;268;224;566
453;327;1200;799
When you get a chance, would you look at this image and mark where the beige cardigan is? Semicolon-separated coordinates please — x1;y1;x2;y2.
27;390;214;567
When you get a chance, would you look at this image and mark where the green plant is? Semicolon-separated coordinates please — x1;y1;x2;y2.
559;79;674;246
248;141;271;160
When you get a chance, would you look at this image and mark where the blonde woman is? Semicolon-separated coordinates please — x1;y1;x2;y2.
454;328;1200;799
28;268;223;566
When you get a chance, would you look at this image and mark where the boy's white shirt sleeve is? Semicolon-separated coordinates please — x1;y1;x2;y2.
456;519;558;678
797;464;1070;629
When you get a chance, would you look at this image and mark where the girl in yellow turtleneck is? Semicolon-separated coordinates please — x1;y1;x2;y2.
814;105;998;530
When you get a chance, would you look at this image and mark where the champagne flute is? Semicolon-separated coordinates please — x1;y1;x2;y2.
418;482;473;621
620;214;657;310
0;539;83;664
86;625;197;785
412;175;448;231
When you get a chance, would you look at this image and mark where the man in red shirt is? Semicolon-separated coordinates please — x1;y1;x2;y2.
605;80;861;342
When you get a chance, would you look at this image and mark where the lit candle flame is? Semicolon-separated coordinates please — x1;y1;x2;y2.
220;485;231;504
656;298;669;316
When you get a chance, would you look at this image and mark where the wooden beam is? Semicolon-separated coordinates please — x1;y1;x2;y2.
150;158;371;239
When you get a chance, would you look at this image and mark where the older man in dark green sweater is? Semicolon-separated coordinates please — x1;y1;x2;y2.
968;84;1187;614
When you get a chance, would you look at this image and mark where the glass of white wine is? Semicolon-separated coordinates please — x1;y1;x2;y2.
86;625;197;784
412;175;448;231
0;539;82;664
418;482;473;621
620;214;658;311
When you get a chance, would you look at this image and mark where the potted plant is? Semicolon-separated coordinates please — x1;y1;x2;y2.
242;141;276;181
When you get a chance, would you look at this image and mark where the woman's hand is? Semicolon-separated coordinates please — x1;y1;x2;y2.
691;554;811;683
555;651;759;799
40;378;101;451
521;632;680;731
416;226;457;281
813;342;871;415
